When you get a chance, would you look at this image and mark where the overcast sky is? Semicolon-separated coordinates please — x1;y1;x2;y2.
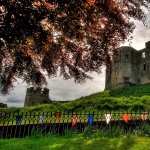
0;19;150;107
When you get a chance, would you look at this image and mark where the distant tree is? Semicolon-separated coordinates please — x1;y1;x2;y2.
0;0;150;93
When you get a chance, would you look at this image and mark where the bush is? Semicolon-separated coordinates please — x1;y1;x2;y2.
141;124;150;137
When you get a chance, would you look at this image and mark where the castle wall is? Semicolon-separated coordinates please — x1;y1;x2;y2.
0;103;7;108
110;47;138;89
106;41;150;90
105;64;112;90
24;87;51;107
139;43;150;84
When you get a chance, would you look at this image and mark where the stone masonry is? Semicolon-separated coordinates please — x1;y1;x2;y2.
24;87;51;106
105;41;150;89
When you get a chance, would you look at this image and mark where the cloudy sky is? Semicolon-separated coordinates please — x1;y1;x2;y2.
0;19;150;107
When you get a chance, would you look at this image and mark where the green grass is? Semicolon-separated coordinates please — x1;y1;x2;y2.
1;84;150;112
0;134;150;150
110;84;150;97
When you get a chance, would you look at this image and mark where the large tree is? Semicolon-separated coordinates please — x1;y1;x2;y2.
0;0;150;93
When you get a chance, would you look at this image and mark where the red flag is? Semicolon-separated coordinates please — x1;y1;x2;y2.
122;114;130;123
71;114;79;128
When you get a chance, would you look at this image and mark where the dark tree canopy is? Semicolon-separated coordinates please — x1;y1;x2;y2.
0;0;150;93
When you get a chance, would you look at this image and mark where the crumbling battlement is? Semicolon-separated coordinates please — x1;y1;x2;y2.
24;87;51;107
0;103;7;108
105;41;150;89
26;87;49;96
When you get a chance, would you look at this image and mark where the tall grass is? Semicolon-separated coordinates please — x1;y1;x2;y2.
0;133;150;150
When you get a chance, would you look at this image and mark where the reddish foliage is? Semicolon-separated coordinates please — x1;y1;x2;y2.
0;0;149;93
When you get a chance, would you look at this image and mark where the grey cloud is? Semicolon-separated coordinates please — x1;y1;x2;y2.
48;71;105;101
122;20;150;50
6;96;23;103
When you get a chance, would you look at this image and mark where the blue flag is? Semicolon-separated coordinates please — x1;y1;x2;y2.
87;115;94;126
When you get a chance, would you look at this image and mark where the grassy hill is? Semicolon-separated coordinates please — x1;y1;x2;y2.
1;85;150;150
110;84;150;97
1;84;150;112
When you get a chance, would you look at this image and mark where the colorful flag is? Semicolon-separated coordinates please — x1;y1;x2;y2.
87;115;94;126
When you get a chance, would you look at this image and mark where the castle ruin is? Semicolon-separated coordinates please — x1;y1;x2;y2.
24;87;51;106
105;41;150;89
0;103;7;108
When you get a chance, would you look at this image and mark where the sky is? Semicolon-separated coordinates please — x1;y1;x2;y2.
0;20;150;107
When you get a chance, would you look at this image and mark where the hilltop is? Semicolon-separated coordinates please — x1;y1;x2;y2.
1;84;150;112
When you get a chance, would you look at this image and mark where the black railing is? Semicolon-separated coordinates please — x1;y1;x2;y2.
0;111;150;138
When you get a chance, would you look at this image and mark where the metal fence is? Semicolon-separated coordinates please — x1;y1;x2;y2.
0;111;150;138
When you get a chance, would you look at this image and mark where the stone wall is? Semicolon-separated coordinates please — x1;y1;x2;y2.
0;103;7;108
24;87;51;107
106;41;150;89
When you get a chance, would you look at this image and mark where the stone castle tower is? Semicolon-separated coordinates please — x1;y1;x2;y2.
24;87;51;106
105;41;150;89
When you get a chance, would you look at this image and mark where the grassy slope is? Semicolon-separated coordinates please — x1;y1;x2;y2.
0;85;150;150
1;84;150;112
0;135;150;150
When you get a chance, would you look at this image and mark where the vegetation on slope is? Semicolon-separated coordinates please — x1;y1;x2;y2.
1;84;150;112
110;84;150;97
